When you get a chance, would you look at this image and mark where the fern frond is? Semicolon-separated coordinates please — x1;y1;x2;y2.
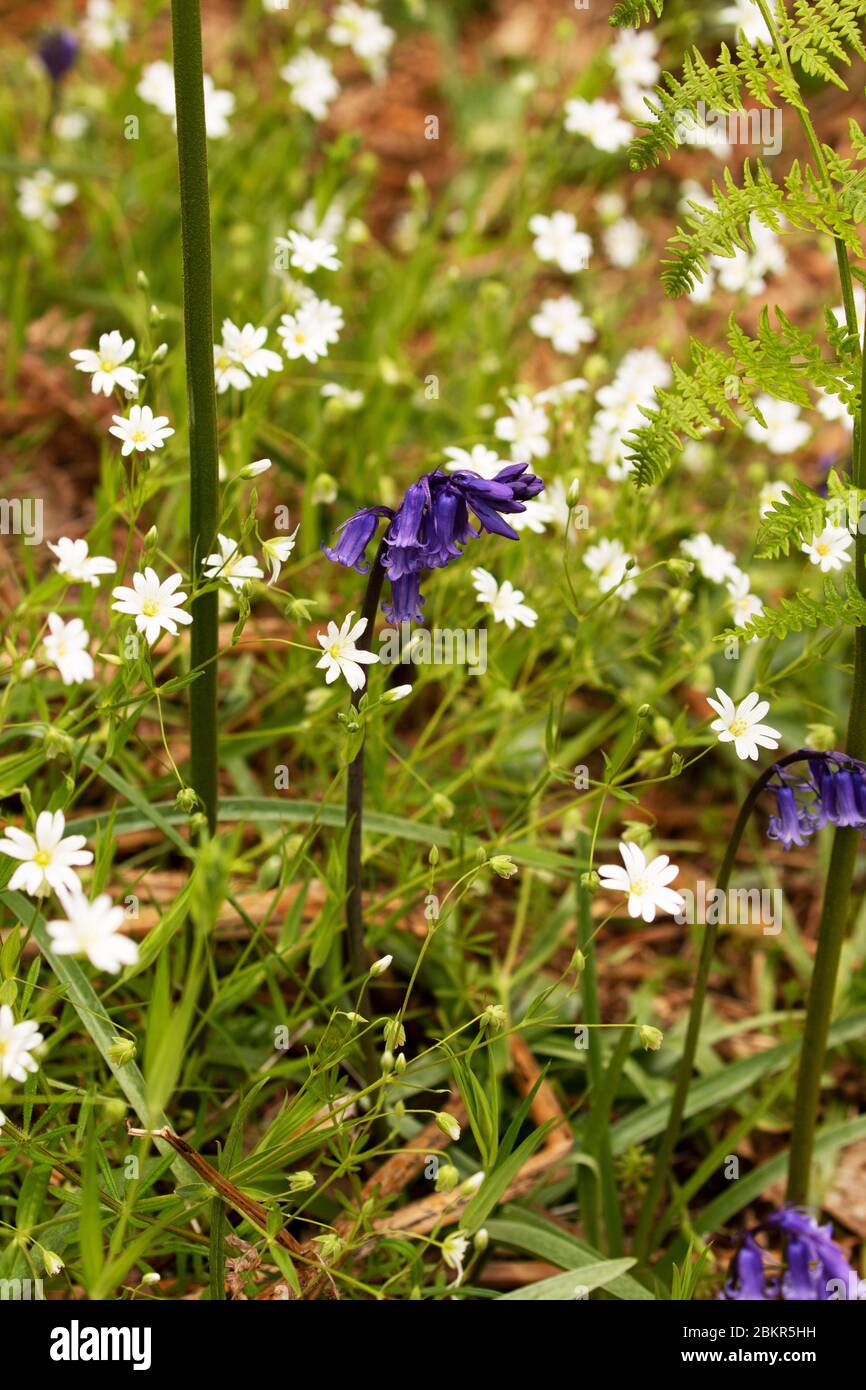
754;480;828;559
723;572;866;643
609;0;663;26
626;310;853;488
662;160;862;297
780;0;866;89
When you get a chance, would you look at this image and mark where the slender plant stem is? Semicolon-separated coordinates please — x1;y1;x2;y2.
345;543;387;1080
633;751;813;1261
171;0;220;832
576;834;602;1250
786;286;866;1201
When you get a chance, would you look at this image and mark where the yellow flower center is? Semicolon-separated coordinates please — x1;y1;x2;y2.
729;718;749;737
0;1039;7;1057
816;542;829;556
99;357;116;372
33;849;52;867
141;598;160;617
131;429;147;444
328;641;343;659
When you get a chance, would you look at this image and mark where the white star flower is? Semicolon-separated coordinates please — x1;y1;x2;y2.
70;331;140;396
707;688;781;761
316;612;379;692
744;395;810;455
276;229;341;273
0;1005;44;1082
529;211;593;274
598;841;684;923
48;537;117;587
278;298;343;362
108;404;174;455
82;0;129;50
0;810;93;898
214;343;251;394
280;49;339;121
202;535;264;592
802;523;854;573
494;395;550;460
47;888;139;973
471;568;537;629
111;567;193;646
42;614;94;686
507;496;555;534
529;295;595;354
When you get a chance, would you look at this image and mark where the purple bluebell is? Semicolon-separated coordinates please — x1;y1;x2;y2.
765;751;866;849
723;1207;859;1301
323;464;544;624
38;29;79;82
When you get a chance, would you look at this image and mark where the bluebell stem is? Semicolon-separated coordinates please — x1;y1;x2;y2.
723;1208;859;1301
324;464;543;1081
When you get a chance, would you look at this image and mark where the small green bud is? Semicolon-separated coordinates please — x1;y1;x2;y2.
481;1004;508;1032
435;1112;461;1143
580;870;600;890
571;948;586;975
435;1162;459;1194
474;1227;489;1253
175;786;199;814
806;723;836;752
383;1017;406;1051
287;1171;316;1193
488;855;518;879
107;1036;136;1067
431;792;454;820
639;1025;664;1052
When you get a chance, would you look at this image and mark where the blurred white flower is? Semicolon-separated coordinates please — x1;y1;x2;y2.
43;614;94;685
47;889;139;973
720;0;771;45
494;395;550;460
530;295;595;354
328;3;395;75
263;528;299;585
759;480;792;516
680;532;739;584
583;537;637;599
82;0;129;49
744;395;810;454
529;211;592;274
17;170;77;229
443;444;504;479
564;98;633;152
276;229;341;273
280;49;339;120
610;29;660;89
602;218;645;268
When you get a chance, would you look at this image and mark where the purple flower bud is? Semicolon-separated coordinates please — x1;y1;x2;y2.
767;783;813;849
38;29;79;82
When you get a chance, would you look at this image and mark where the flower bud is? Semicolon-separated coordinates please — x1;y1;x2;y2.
435;1112;461;1142
431;792;454;820
459;1171;484;1198
242;458;271;479
481;1004;508;1031
435;1162;459;1194
107;1036;136;1066
369;954;392;978
287;1171;316;1193
383;684;412;703
639;1025;664;1052
488;855;518;879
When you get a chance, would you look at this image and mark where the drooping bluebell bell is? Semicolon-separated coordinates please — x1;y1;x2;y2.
723;1207;860;1301
323;464;544;624
38;29;79;82
765;751;866;849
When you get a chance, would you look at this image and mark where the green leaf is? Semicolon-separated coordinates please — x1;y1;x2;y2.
486;1214;654;1299
497;1256;636;1300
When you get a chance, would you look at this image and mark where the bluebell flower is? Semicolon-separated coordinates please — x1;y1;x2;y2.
723;1207;859;1301
765;751;866;849
38;29;79;82
323;464;544;624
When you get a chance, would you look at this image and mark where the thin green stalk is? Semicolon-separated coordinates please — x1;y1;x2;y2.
786;283;866;1201
633;751;809;1261
576;833;602;1249
345;542;387;1082
171;0;220;832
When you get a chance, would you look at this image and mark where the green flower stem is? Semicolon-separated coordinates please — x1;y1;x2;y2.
171;0;220;832
786;297;866;1202
633;751;808;1262
345;542;387;1082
